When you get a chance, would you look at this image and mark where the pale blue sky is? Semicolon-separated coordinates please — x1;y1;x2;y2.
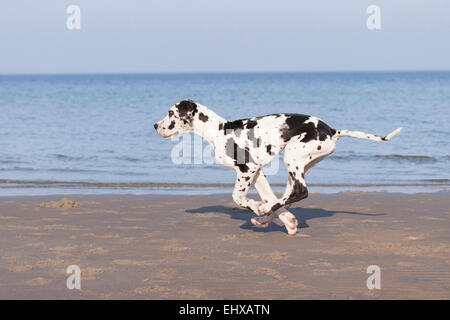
0;0;449;74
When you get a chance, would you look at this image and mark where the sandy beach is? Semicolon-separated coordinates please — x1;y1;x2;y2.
0;192;449;299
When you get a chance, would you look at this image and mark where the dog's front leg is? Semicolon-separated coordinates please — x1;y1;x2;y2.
231;169;265;214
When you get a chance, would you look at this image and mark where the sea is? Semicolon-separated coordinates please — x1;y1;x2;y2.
0;71;449;195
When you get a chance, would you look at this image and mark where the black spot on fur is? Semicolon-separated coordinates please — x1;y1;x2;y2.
287;181;308;204
198;112;209;122
246;120;257;129
269;179;308;213
317;145;321;150
237;164;249;173
266;144;272;155
218;123;223;130
300;123;318;142
317;120;336;141
280;114;336;143
224;119;258;135
176;100;198;119
224;120;244;132
168;121;175;130
269;203;281;213
225;138;253;173
280;115;313;142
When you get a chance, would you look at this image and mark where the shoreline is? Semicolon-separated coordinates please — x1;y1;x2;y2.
1;179;449;197
1;189;449;198
0;192;449;299
2;179;449;188
1;190;450;199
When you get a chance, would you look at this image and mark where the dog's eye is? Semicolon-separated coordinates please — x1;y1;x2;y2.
168;110;174;117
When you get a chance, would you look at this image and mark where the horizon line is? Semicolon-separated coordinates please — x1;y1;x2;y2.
1;69;450;76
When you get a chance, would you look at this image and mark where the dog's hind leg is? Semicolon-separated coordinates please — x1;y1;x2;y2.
256;167;308;217
251;170;299;235
257;138;336;218
257;139;310;216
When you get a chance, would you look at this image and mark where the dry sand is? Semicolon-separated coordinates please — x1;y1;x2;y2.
0;192;449;299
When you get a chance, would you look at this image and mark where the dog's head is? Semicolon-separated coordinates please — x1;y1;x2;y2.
154;100;199;138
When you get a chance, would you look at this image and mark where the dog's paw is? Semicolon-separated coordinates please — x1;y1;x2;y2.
250;217;269;227
247;199;267;216
256;200;275;216
278;212;299;231
288;216;299;229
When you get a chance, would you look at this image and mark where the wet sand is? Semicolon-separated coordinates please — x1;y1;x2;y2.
0;192;449;299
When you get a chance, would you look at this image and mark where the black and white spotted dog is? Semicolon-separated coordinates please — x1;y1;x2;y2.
154;100;401;235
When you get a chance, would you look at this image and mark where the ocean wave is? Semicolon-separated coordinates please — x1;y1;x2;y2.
53;154;75;160
329;154;439;163
0;166;36;171
422;179;450;183
47;168;147;176
115;156;145;163
47;168;105;174
374;155;437;162
329;155;366;161
0;159;30;165
51;154;158;163
52;154;99;161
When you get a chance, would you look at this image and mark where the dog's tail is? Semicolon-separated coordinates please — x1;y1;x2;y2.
333;127;402;142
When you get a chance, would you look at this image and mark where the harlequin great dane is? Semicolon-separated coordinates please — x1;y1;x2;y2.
154;100;402;235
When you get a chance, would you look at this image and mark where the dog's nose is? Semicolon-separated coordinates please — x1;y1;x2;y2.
154;123;158;130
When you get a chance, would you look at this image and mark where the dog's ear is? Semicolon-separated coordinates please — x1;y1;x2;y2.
176;100;198;120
